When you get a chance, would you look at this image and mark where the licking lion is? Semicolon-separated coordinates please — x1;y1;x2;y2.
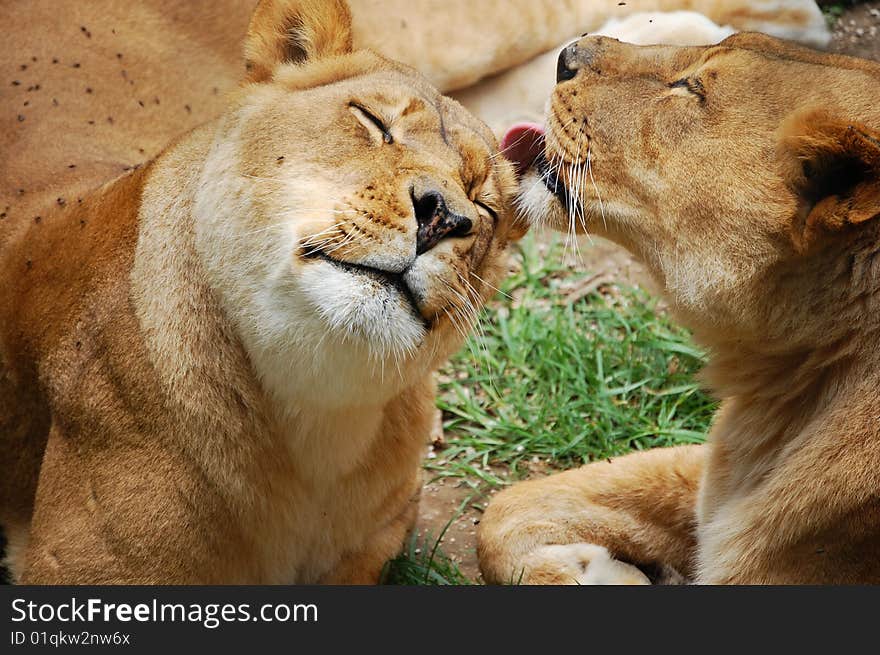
480;33;880;584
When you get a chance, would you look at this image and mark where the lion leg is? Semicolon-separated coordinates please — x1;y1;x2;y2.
478;444;705;584
19;424;236;584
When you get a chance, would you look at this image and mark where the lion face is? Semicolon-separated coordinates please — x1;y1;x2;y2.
516;33;880;340
193;1;521;407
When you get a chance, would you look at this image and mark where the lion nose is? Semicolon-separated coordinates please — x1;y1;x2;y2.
557;36;608;83
556;45;578;82
412;190;472;255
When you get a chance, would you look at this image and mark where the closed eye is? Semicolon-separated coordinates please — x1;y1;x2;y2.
475;200;498;222
669;78;706;100
349;103;393;144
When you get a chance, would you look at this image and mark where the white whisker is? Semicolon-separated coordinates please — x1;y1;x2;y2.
587;144;607;232
470;271;512;300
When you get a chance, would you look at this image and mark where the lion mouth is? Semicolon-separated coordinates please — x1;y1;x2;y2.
534;152;572;212
302;249;429;329
502;122;578;214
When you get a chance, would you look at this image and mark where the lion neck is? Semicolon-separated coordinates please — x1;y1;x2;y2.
682;228;880;481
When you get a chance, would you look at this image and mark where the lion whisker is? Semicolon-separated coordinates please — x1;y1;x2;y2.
469;270;512;300
586;143;607;232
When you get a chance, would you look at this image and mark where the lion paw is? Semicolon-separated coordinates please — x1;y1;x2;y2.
521;543;650;585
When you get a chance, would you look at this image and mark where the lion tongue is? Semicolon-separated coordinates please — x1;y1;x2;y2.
501;122;546;176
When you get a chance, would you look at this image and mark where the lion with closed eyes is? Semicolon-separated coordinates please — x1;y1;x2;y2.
0;0;523;583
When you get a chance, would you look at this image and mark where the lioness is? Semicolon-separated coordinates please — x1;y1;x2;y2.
480;33;880;584
0;0;523;583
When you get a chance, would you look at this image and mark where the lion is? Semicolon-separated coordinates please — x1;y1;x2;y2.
479;33;880;584
0;0;525;584
451;10;740;136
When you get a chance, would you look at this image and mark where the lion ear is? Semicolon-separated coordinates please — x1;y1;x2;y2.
243;0;353;83
780;109;880;250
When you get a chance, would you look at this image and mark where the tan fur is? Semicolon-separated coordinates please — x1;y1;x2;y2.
481;33;880;584
0;0;522;584
349;0;828;92
1;0;828;229
244;0;353;82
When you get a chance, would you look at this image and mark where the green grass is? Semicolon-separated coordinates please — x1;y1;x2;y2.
386;234;717;584
429;235;715;486
382;489;482;585
820;0;862;27
381;531;473;585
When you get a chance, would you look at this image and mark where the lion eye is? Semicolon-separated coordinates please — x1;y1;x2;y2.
475;200;498;223
349;103;393;144
669;78;706;100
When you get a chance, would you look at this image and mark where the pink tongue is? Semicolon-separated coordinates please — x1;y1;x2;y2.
501;122;546;176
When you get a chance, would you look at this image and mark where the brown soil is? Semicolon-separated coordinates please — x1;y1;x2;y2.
412;5;880;582
826;2;880;60
414;477;491;580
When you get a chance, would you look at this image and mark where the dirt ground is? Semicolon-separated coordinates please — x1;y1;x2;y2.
412;6;880;582
826;1;880;59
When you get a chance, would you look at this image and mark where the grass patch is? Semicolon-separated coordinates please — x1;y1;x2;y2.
820;0;862;26
428;234;715;486
381;530;472;585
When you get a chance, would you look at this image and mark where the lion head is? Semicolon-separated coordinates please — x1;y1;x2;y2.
511;33;880;352
187;0;523;407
